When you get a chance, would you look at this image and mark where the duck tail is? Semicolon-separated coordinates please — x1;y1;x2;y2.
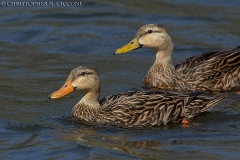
200;93;228;112
184;93;228;120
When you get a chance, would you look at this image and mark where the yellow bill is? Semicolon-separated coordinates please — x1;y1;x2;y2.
114;37;142;55
49;80;74;99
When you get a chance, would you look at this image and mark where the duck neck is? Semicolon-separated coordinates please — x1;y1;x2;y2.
80;91;101;108
71;90;101;122
143;49;182;90
154;34;174;63
155;50;174;65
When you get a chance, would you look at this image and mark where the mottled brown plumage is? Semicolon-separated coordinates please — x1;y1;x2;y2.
49;66;227;128
115;24;240;93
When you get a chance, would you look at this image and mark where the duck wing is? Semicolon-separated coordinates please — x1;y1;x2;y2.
99;91;227;128
175;47;240;92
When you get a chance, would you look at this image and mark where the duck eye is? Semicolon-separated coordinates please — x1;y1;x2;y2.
80;72;86;76
147;30;153;34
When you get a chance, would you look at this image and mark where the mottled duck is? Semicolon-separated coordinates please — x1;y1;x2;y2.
49;66;227;128
115;24;240;93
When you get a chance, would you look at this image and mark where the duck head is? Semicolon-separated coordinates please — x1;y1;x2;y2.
114;24;173;56
49;66;100;99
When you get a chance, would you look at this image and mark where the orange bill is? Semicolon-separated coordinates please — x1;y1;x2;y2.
49;80;74;99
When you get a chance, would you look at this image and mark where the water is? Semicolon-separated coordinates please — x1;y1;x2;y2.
0;0;240;159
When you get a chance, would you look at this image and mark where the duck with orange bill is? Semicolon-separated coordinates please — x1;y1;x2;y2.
49;66;227;128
